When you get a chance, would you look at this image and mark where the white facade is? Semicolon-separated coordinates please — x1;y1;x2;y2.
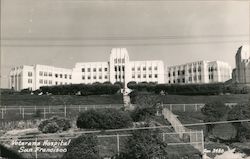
233;45;250;84
9;48;165;91
166;60;232;84
9;65;73;91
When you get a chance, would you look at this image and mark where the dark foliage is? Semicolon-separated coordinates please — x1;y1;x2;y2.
38;116;71;133
76;109;133;129
40;83;121;95
131;107;157;122
0;144;23;159
62;134;100;159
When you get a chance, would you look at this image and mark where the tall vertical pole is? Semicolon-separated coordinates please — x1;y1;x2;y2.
22;107;25;119
117;134;120;156
64;105;67;117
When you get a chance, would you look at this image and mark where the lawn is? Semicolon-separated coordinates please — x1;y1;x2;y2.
0;94;123;106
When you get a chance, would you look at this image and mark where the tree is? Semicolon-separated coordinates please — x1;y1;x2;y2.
0;144;23;159
116;130;168;159
62;134;100;159
227;103;250;142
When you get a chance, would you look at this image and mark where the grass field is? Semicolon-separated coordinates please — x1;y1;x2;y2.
0;94;123;106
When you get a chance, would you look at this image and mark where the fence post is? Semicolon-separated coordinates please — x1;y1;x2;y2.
117;134;120;156
49;106;51;113
170;104;172;111
85;107;87;111
4;106;7;114
78;105;81;112
43;107;46;119
64;105;67;117
22;107;25;119
35;137;38;159
183;104;186;112
34;105;37;113
201;131;204;154
162;133;165;142
1;108;3;119
195;104;198;112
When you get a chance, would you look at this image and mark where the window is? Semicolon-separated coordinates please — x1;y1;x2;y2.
182;78;185;83
60;82;63;85
55;81;58;85
149;74;152;78
88;68;91;72
154;66;158;70
49;80;52;84
118;66;121;71
39;79;43;84
182;70;185;75
194;76;197;81
44;80;48;84
198;75;201;80
189;77;192;82
118;75;121;79
115;66;117;71
28;72;32;77
168;80;171;84
114;59;117;63
115;75;118;79
177;79;180;83
155;74;158;78
143;74;146;78
132;67;135;71
149;67;152;71
60;74;63;78
88;76;91;80
105;68;108;72
138;67;141;71
168;73;171;77
122;75;125;79
143;67;146;71
82;76;85;80
138;74;141;78
99;68;102;72
69;75;72;79
198;67;201;72
49;72;52;77
82;68;85;72
93;68;96;72
189;69;192;73
93;76;96;79
122;66;125;71
55;74;58;78
193;68;196;72
132;74;135;78
122;59;125;63
28;79;32;83
173;72;175;76
44;72;48;76
105;75;108;79
39;71;43;76
178;70;180;75
118;59;121;63
65;74;67;79
99;76;102;79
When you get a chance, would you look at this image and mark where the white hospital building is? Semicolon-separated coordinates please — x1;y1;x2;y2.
9;48;164;91
166;61;232;84
232;45;250;85
9;48;232;91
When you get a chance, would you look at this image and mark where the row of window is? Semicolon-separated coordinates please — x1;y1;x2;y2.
208;67;217;72
131;66;158;71
115;66;125;72
39;79;53;84
55;74;72;79
82;67;108;73
55;81;71;85
168;67;202;77
168;75;202;83
28;72;33;77
114;58;125;63
82;75;108;80
39;71;53;77
132;74;158;79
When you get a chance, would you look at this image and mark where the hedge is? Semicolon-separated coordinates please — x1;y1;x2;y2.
0;144;23;159
38;116;71;133
127;82;248;95
40;83;121;95
76;109;133;129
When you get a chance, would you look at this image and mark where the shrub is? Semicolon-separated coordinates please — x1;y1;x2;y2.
212;123;237;141
76;109;133;129
131;107;157;122
62;134;100;159
38;116;71;133
116;130;168;159
0;144;23;159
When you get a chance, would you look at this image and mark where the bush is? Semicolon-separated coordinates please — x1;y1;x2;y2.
76;109;133;129
62;134;100;159
131;107;157;122
212;123;237;141
0;144;23;159
116;130;168;159
38;116;71;133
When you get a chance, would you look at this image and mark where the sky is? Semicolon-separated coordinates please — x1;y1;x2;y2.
1;0;250;88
